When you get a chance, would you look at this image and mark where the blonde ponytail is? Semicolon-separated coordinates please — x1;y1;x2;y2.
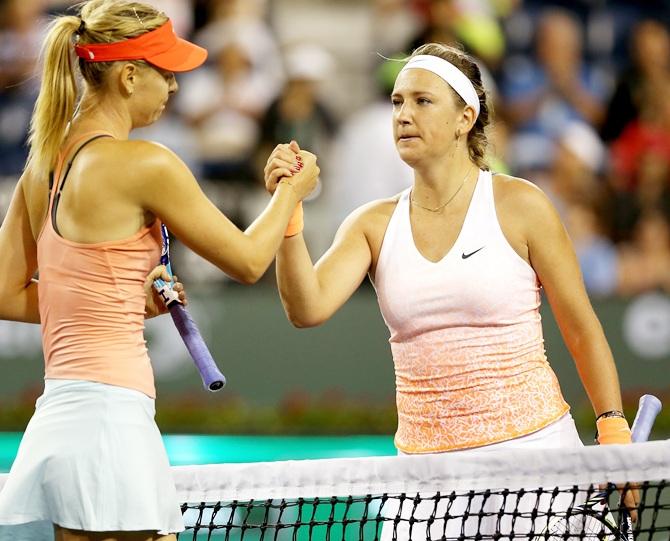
25;0;168;180
26;16;80;180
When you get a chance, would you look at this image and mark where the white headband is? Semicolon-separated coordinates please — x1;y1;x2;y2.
399;55;480;117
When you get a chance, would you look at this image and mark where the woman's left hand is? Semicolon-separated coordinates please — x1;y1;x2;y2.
264;140;302;195
143;265;187;319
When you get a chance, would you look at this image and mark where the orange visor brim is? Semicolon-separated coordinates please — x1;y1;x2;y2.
146;36;208;72
74;20;207;73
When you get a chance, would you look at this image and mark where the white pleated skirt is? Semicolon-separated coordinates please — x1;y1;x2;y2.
0;379;184;536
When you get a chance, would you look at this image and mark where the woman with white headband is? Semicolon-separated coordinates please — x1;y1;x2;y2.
0;0;319;539
264;43;636;539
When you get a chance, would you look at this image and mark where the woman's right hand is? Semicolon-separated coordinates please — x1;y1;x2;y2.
264;141;319;200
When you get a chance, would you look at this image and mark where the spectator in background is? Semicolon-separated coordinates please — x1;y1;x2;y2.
175;23;282;187
601;19;670;143
323;58;413;230
501;8;609;173
529;121;616;296
566;201;618;297
610;78;670;191
534;121;605;220
142;0;194;37
371;0;422;58
196;0;281;86
604;150;670;244
0;0;45;177
618;210;670;296
407;0;506;70
244;44;338;254
604;77;670;243
258;44;337;171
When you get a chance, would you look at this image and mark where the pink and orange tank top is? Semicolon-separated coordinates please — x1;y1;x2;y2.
36;132;162;398
373;170;569;453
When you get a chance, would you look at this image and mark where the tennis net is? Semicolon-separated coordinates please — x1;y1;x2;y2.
173;439;670;540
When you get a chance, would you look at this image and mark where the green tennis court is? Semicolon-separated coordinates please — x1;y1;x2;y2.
0;433;396;472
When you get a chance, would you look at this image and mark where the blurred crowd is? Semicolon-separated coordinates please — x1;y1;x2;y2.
2;0;670;296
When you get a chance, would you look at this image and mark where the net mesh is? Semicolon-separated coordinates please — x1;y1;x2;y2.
173;441;670;541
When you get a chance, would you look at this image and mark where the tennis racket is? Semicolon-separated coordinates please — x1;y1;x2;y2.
536;394;662;541
153;223;226;392
617;394;663;539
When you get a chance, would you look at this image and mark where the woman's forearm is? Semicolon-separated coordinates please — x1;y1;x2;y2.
565;322;624;416
236;183;301;283
276;238;324;327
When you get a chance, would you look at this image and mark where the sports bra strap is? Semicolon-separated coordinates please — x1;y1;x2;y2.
49;131;115;196
50;132;114;235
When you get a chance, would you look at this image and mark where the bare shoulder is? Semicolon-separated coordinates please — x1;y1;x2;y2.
111;139;186;172
339;193;401;237
334;194;403;272
94;139;193;194
493;173;549;205
492;172;558;222
492;172;568;266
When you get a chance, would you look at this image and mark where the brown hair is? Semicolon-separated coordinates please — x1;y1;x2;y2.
26;0;168;179
409;43;491;170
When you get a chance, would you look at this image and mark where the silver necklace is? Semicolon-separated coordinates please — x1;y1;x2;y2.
410;167;472;213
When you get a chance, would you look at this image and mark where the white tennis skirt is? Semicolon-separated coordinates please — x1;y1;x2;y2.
0;379;184;536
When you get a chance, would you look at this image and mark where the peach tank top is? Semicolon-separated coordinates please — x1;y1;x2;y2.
36;132;161;398
373;170;569;453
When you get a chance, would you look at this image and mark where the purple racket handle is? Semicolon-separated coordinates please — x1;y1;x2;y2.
168;303;226;392
631;394;662;442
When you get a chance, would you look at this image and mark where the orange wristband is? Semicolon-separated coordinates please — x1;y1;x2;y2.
596;416;632;445
284;201;304;237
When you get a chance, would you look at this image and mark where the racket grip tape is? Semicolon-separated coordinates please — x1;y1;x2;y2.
631;395;662;443
169;303;226;392
619;395;662;541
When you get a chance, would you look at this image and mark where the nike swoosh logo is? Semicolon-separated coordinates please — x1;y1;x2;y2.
461;246;485;259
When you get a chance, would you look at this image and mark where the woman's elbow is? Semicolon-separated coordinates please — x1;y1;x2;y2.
285;309;325;329
233;274;258;286
227;258;269;285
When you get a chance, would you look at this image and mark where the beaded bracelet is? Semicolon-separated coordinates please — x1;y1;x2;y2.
595;410;626;421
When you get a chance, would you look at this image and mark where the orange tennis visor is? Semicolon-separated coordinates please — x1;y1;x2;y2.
74;20;207;72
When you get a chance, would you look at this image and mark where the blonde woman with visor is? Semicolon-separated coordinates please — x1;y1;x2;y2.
0;1;318;539
264;43;635;540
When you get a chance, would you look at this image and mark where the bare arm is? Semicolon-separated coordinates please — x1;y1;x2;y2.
276;208;374;327
0;176;40;323
134;142;318;284
520;184;623;416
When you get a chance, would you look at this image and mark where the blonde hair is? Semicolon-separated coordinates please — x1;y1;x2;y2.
409;43;492;171
26;0;168;179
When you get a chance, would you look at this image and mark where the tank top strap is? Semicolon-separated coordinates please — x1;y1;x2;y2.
459;169;495;241
479;169;494;209
48;131;115;211
376;188;411;280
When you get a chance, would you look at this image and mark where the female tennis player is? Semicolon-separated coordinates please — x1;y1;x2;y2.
265;43;636;539
0;1;318;539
